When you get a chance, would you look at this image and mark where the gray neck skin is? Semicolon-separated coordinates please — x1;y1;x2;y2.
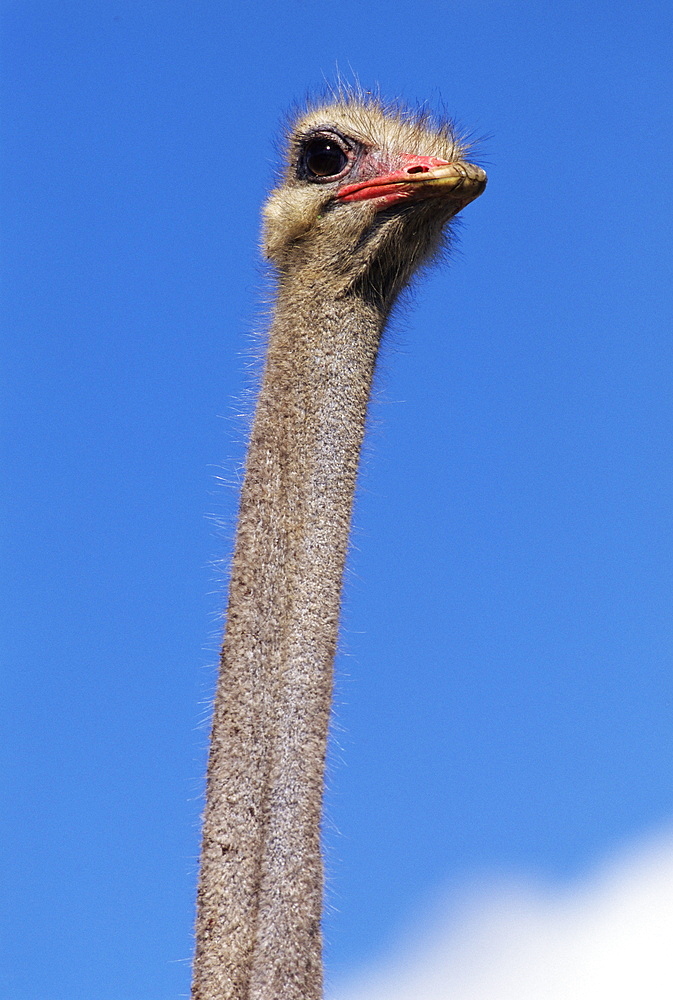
192;277;388;1000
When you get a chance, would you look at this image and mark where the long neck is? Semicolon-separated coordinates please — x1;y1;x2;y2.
192;278;386;1000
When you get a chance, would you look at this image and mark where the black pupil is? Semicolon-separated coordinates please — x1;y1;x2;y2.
305;139;346;178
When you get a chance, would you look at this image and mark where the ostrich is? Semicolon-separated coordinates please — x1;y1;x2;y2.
192;92;486;1000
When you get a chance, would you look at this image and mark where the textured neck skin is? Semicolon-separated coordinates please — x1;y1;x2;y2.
192;273;388;1000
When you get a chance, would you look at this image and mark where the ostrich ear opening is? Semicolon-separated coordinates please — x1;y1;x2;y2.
261;187;323;260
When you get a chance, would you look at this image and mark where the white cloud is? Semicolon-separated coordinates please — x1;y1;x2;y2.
330;828;673;1000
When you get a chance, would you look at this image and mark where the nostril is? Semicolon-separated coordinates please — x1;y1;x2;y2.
406;165;428;174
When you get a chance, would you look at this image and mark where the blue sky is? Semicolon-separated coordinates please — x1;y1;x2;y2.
2;2;671;998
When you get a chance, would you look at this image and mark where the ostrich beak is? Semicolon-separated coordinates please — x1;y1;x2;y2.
336;154;487;210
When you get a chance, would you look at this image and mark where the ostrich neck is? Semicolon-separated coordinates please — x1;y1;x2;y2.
193;279;387;1000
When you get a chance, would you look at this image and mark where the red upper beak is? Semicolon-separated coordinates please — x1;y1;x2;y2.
336;153;487;209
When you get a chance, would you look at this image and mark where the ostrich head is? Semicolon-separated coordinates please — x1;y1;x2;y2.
262;94;487;306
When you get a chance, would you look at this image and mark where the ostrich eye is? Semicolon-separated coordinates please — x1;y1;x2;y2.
302;138;348;179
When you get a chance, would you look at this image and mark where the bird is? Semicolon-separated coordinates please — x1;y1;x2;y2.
191;90;486;1000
